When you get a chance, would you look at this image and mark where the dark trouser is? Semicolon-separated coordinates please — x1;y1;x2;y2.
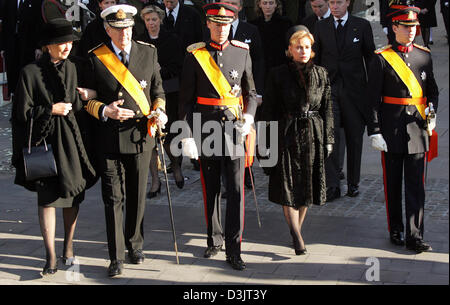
326;83;365;189
199;156;245;256
443;5;450;41
381;152;426;242
100;151;151;261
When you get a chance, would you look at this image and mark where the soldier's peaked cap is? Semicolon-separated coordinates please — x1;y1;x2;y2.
101;4;137;28
387;0;420;26
203;2;238;24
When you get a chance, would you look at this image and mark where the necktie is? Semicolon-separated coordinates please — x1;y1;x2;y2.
336;19;345;50
120;51;128;67
228;24;234;41
166;9;175;29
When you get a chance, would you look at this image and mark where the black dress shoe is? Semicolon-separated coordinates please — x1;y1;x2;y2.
147;184;161;199
42;262;57;276
128;249;145;264
346;184;359;197
389;231;405;246
204;245;222;258
175;177;185;189
226;255;246;270
326;187;341;202
406;239;432;253
108;260;124;277
191;159;200;171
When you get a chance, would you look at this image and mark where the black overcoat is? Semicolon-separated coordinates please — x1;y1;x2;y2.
11;54;97;196
416;0;438;28
262;61;334;207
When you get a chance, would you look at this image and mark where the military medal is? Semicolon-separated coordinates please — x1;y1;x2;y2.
230;69;239;80
140;80;148;89
421;71;426;81
231;84;241;96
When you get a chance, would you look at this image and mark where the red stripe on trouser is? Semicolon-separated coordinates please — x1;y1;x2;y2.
198;160;209;227
423;152;427;186
240;163;245;243
381;151;391;232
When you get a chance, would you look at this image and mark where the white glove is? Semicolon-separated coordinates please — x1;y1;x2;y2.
325;144;333;158
152;108;168;129
383;27;388;35
234;114;254;136
428;115;436;132
235;114;254;144
181;138;199;160
370;134;388;152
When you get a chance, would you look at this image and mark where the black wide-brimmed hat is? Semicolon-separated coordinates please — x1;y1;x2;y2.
40;18;78;46
387;0;420;26
203;2;238;24
101;4;137;28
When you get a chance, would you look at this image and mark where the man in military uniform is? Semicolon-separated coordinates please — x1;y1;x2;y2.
367;0;439;253
179;2;257;270
84;4;167;276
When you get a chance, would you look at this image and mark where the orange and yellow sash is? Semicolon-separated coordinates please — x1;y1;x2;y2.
380;48;426;119
93;45;151;116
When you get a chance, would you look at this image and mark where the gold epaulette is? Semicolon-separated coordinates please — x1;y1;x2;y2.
187;42;206;53
374;44;392;54
413;43;431;53
88;43;104;54
136;40;155;48
230;40;249;50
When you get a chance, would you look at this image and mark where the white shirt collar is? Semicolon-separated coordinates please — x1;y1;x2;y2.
111;41;132;62
320;8;331;20
334;11;349;27
166;2;180;23
231;18;239;38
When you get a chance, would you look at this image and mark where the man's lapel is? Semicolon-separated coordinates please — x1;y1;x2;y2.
325;16;339;55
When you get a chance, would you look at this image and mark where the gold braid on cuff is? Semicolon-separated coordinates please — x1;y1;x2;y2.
85;99;105;120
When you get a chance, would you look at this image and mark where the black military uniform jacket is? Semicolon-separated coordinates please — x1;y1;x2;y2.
179;40;257;156
367;42;439;154
86;40;165;154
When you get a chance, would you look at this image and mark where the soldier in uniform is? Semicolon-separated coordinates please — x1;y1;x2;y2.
84;4;167;276
367;1;439;253
179;2;257;270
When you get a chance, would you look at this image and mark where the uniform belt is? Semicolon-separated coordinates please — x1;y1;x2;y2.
197;96;242;106
383;96;427;105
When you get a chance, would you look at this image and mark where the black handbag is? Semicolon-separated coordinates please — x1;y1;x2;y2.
22;110;58;181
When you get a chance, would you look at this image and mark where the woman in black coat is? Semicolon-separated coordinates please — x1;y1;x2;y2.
137;5;185;198
11;19;96;275
250;0;292;77
262;27;333;255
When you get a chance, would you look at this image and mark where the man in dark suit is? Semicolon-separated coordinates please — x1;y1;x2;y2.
0;0;43;97
162;0;203;52
441;0;449;43
301;0;331;33
379;0;395;44
367;2;438;252
84;4;167;277
313;0;375;201
179;2;257;270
